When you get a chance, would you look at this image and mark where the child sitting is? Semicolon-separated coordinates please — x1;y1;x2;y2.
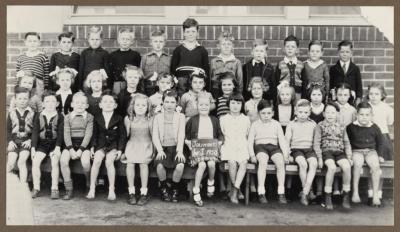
347;102;384;207
16;32;50;95
149;72;174;115
275;35;305;100
109;28;141;95
49;32;80;92
170;18;209;96
185;92;223;206
30;91;64;199
330;40;362;106
123;94;153;205
87;90;126;201
141;29;170;96
220;93;250;204
152;90;186;203
60;92;93;200
313;102;352;210
210;31;243;98
9;70;42;112
248;100;289;204
285;99;317;205
6;87;36;183
242;39;275;102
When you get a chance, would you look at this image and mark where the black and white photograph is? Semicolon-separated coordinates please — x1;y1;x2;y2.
5;5;394;226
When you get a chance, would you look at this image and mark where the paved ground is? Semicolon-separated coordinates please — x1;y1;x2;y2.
31;188;393;225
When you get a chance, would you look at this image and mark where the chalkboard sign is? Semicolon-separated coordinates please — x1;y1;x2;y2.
190;139;219;166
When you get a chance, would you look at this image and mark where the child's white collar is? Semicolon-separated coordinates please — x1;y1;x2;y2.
70;111;88;120
42;110;58;119
56;89;72;95
252;58;265;66
218;54;236;62
353;120;373;127
284;56;298;65
16;106;33;115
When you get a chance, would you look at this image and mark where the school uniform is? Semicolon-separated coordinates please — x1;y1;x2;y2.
31;112;64;154
91;112;126;153
275;57;305;99
56;90;73;116
63;111;93;151
7;107;35;153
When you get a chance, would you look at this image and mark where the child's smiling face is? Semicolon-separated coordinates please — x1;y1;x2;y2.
57;73;73;91
183;26;198;43
191;76;205;93
198;97;210;116
134;98;148;116
43;95;59;112
118;32;133;50
309;44;323;62
71;95;88;114
150;35;166;52
221;78;234;96
163;96;177;112
15;92;30;109
88;32;102;49
338;45;352;62
252;45;267;62
24;35;40;51
99;95;117;113
59;37;73;53
284;41;298;58
19;76;34;90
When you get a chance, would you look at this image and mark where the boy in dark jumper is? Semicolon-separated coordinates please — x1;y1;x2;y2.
347;102;384;207
108;28;141;95
170;18;209;96
330;40;362;106
242;39;276;102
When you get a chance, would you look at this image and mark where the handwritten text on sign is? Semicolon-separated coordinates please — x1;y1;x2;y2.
191;139;219;158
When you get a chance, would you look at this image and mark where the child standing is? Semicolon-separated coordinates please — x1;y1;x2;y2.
301;40;330;98
54;68;76;115
141;29;171;97
275;35;305;100
245;78;265;123
170;18;209;96
220;93;250;204
152;90;186;203
347;102;384;207
248;100;289;204
30;91;64;199
242;39;275;102
285;99;317;205
180;71;215;120
6;87;36;183
308;84;326;124
109;28;141;95
124;94;153;205
78;26;110;90
49;32;80;92
214;71;238;118
335;83;357;127
210;31;243;98
366;83;394;204
9;70;42;112
185;93;223;206
16;32;50;95
116;65;145;117
330;40;362;106
313;102;352;210
273;83;296;133
149;73;174;115
84;70;107;117
60;92;93;200
87;91;126;201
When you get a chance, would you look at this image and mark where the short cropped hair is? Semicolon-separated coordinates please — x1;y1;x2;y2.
253;39;268;50
151;29;166;39
24;32;40;40
308;40;323;50
182;18;199;31
356;101;372;112
41;90;57;101
58;32;75;42
296;99;311;108
14;86;31;97
162;89;179;102
324;101;340;112
88;26;103;38
257;99;273;112
118;27;134;39
284;35;299;47
338;40;353;50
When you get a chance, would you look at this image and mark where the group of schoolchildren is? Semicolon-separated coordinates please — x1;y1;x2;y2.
7;17;393;211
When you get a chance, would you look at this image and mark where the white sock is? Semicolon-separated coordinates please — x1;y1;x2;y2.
257;186;266;195
193;187;200;194
378;190;383;199
207;179;215;186
109;186;115;192
277;186;285;195
368;189;373;198
140;187;148;195
342;184;350;192
128;187;135;194
324;186;332;194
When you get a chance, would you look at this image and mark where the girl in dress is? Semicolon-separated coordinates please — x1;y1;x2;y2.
273;82;296;133
185;92;223;207
84;70;107;117
245;77;265;123
220;93;251;204
123;94;154;205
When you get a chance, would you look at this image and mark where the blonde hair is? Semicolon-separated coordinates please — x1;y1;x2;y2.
55;68;76;85
248;77;266;92
118;27;134;40
84;70;107;90
127;93;152;119
277;82;296;105
197;92;212;104
122;65;144;80
218;31;235;43
72;91;88;104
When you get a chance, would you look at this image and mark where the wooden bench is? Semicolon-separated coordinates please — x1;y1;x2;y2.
219;161;394;205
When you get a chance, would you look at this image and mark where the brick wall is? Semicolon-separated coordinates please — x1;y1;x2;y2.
6;24;394;103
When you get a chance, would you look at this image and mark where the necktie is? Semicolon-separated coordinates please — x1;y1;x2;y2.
342;63;347;74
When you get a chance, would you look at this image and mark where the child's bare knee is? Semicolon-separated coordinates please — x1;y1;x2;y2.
175;163;184;172
207;161;215;168
105;158;115;168
198;161;206;170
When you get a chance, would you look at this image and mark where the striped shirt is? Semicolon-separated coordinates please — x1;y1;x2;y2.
16;53;50;89
216;96;229;118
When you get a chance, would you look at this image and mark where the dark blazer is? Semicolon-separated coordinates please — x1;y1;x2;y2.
329;60;363;102
242;59;276;103
31;112;64;149
185;115;223;141
92;112;126;152
273;104;295;122
56;94;73;115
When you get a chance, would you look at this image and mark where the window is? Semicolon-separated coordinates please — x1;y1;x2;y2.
190;6;284;16
73;6;165;16
247;6;285;16
310;6;361;16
